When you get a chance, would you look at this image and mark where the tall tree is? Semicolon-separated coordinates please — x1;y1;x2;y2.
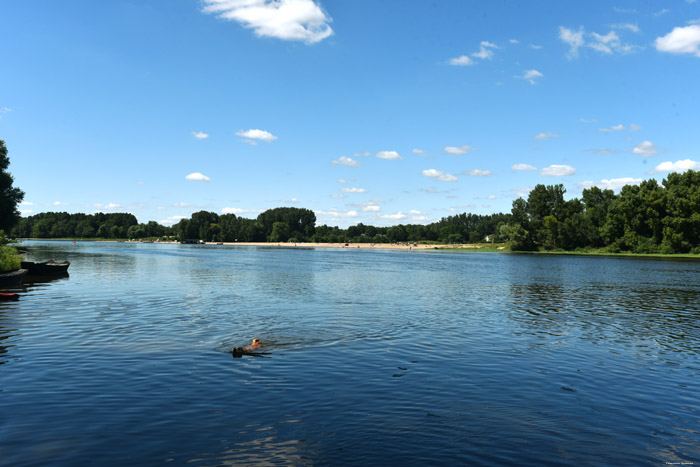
0;140;25;232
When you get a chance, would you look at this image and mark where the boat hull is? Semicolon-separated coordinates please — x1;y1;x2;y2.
20;261;70;276
0;269;28;286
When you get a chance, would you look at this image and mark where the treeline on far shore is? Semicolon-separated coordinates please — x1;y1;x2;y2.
10;170;700;254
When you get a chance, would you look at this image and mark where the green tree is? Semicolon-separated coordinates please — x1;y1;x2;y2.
269;222;291;242
0;140;25;232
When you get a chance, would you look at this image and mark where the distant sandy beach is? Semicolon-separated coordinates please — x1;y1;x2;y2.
205;241;499;250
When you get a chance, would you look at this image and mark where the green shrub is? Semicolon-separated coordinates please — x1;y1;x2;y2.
0;245;21;272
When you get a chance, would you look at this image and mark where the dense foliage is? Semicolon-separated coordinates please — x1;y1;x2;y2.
503;170;700;254
11;170;700;254
0;230;21;272
0;140;25;232
12;212;146;239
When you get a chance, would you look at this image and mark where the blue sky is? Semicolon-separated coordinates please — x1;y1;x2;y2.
1;0;699;227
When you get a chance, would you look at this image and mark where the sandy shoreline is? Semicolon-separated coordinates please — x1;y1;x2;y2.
204;241;493;250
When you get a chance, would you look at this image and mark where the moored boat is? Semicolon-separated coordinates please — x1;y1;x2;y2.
0;269;28;286
20;261;70;276
0;292;20;301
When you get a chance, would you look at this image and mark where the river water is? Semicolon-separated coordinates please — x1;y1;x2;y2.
1;241;699;465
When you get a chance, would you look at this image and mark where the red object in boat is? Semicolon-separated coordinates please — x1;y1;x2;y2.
0;293;19;301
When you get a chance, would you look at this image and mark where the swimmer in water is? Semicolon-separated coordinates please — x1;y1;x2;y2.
232;338;265;358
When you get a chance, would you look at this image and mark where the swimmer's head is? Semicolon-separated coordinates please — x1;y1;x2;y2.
251;338;261;347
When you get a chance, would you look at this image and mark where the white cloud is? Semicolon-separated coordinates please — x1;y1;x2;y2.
412;148;429;156
650;159;700;173
340;187;366;193
534;132;560;140
629;123;641;131
221;207;260;215
655;25;700;57
380;212;407;220
511;187;533;198
467;169;493;177
511;163;537;171
20;201;34;206
612;23;640;33
560;26;640;58
185;172;212;182
172;202;191;208
576;177;642;191
160;215;188;226
376;150;402;160
580;118;598;123
559;26;585;58
599;123;626;133
472;41;498;60
331;194;345;199
488;195;497;200
540;164;576;176
444;145;476;155
51;201;66;206
202;0;333;44
421;169;458;182
363;205;381;212
353;151;371;157
653;9;670;17
315;209;358;219
94;202;122;210
519;69;543;84
332;156;361;167
530;43;543;50
20;209;33;215
449;55;475;66
235;129;278;144
408;210;422;215
337;179;347;183
632;141;658;157
191;131;209;139
510;39;519;44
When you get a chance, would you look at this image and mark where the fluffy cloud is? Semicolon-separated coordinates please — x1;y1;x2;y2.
559;26;585;58
421;169;458;182
540;164;576;176
632;141;658;157
380;212;407;220
472;41;498;60
444;145;475;155
185;172;212;182
560;26;639;58
222;207;261;215
655;25;700;57
331;194;345;199
449;55;475;66
191;131;209;139
353;151;371;157
51;201;66;206
340;187;366;193
519;69;543;84
235;129;278;144
314;209;358;219
467;169;492;177
599;124;626;133
511;163;537;171
612;23;640;33
362;205;381;212
412;148;429;156
337;179;347;183
376;151;402;160
202;0;333;44
650;159;700;173
20;209;33;215
94;202;122;210
534;132;560;140
576;177;642;191
332;156;361;167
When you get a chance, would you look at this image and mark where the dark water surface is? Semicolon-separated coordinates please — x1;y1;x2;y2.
1;241;699;466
